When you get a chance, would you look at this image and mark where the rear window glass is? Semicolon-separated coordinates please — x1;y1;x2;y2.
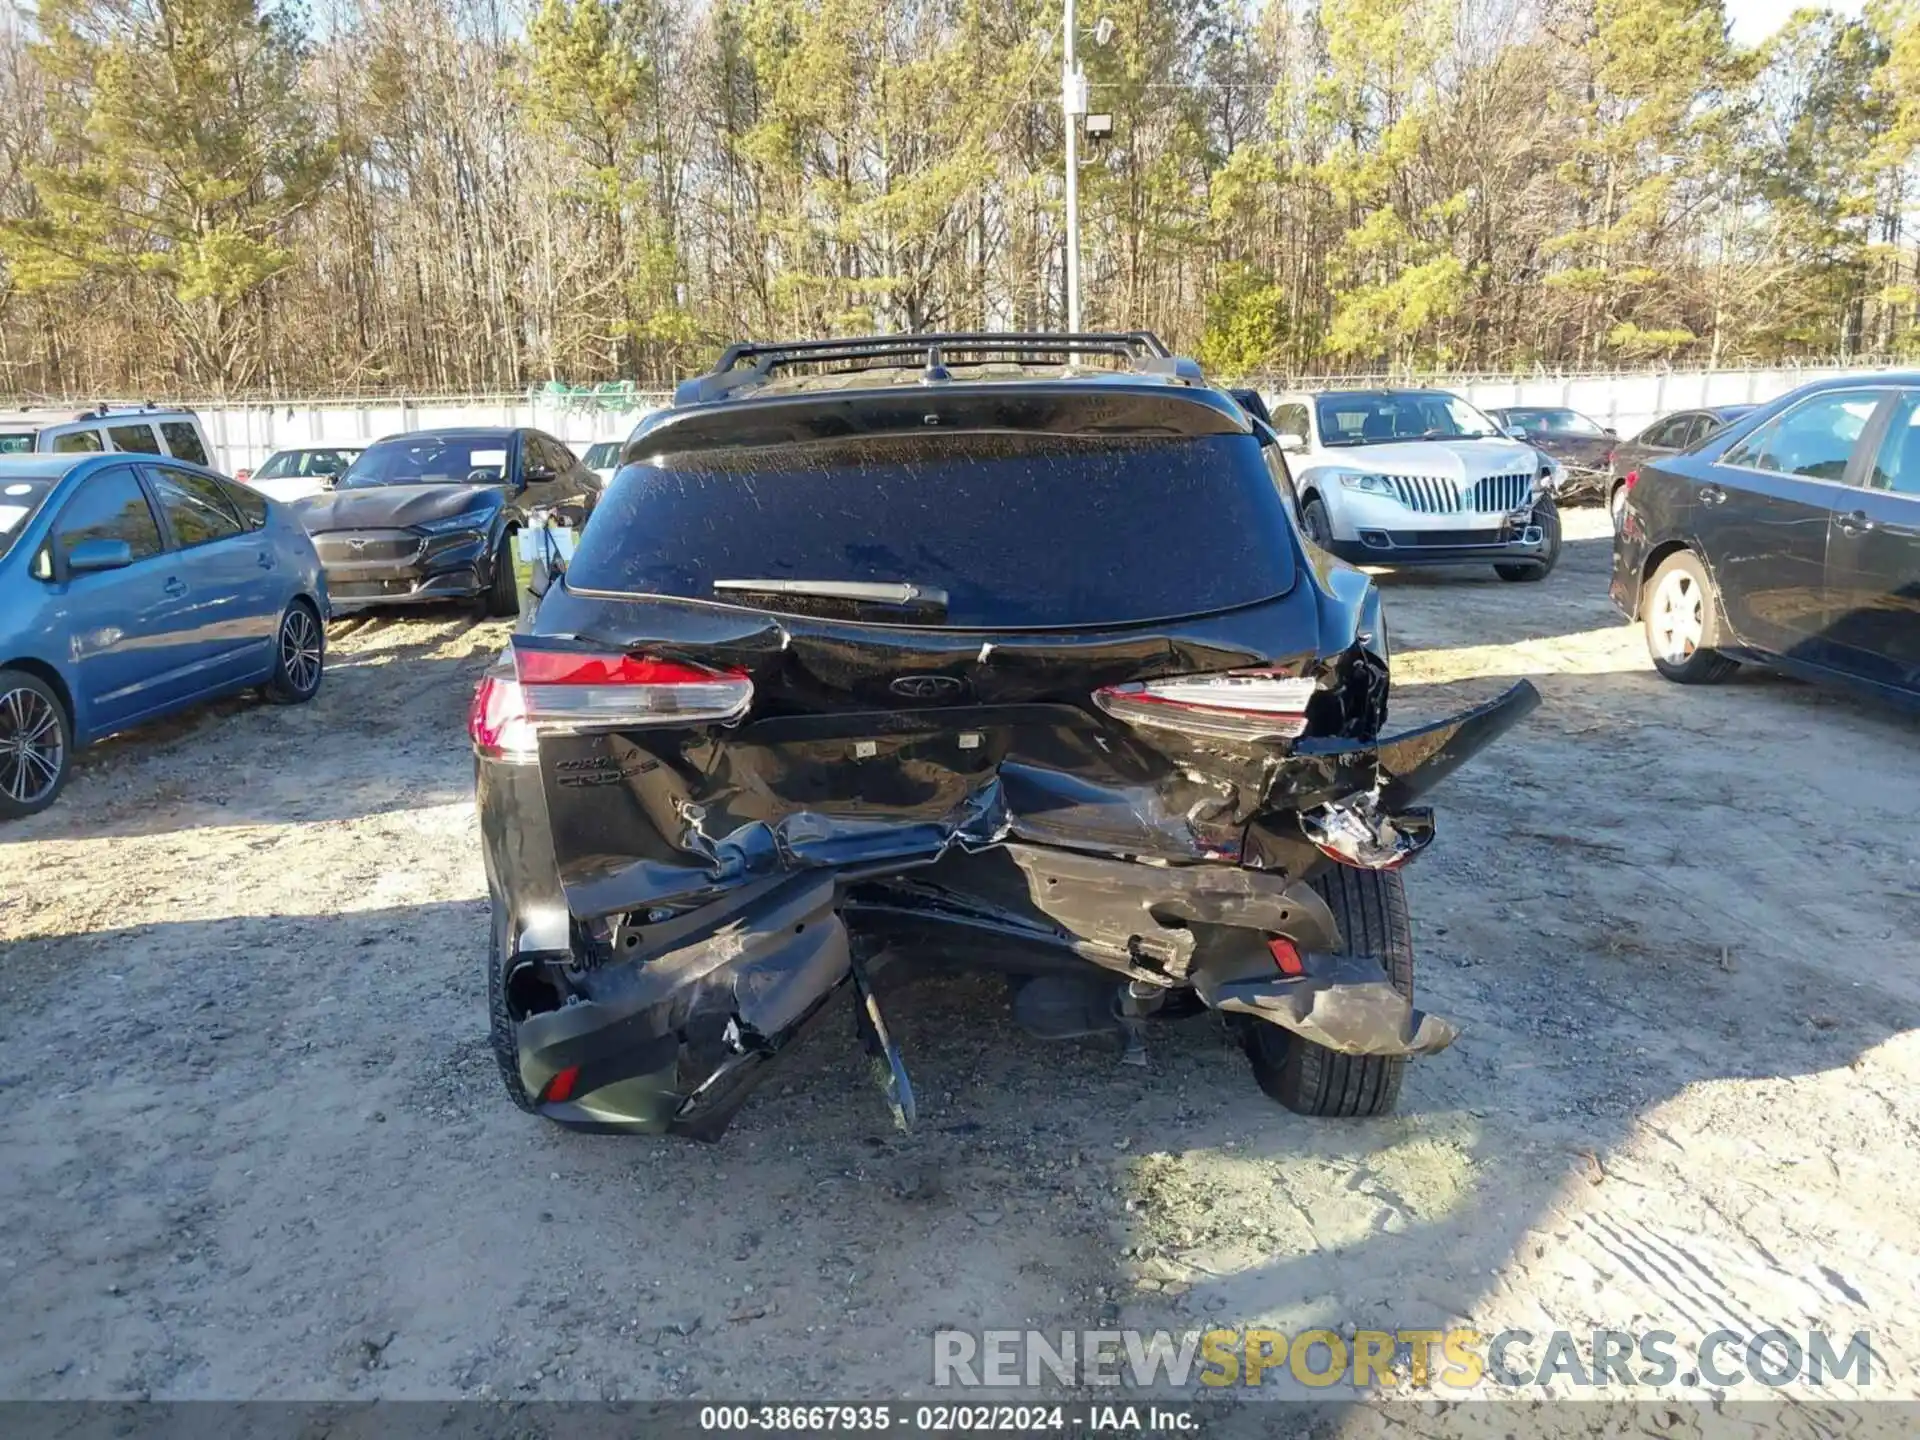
160;421;209;465
566;432;1297;628
0;432;33;455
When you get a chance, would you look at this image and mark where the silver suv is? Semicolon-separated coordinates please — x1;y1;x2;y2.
0;405;216;469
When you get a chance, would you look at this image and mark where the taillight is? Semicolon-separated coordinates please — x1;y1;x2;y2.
1092;670;1318;742
468;672;537;760
512;648;753;731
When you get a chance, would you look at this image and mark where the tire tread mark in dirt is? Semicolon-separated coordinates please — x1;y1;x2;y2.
1579;1211;1772;1340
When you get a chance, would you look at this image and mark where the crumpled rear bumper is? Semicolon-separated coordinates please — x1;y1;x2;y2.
496;681;1539;1138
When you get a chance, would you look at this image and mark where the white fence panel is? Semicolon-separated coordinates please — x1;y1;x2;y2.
179;363;1903;474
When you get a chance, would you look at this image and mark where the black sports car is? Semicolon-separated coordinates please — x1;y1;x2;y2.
294;427;601;615
1487;406;1616;505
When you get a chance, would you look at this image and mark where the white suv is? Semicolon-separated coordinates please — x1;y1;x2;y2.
0;405;217;470
1268;389;1562;581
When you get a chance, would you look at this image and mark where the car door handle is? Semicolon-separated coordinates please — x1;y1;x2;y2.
1836;510;1875;536
163;576;187;598
1698;484;1727;505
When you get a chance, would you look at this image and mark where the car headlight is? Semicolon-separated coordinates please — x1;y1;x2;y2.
414;510;490;536
1334;470;1396;496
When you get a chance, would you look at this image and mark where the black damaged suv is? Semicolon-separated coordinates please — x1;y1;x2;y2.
468;334;1537;1140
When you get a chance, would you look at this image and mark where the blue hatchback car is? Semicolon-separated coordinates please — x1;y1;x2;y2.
0;452;329;817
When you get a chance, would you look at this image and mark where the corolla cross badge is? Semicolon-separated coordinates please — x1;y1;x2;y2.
889;674;965;701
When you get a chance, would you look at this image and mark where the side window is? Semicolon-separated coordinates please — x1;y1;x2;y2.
1722;390;1886;482
1674;416;1710;449
150;465;245;546
54;467;164;563
107;423;163;454
1864;393;1920;497
1275;404;1311;446
1645;416;1686;448
525;435;563;476
52;429;104;453
547;436;578;469
217;476;269;529
159;421;210;466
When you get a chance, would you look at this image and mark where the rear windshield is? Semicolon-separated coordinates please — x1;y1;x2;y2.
565;431;1297;628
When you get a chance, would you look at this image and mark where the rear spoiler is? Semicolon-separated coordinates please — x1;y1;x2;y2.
625;382;1254;464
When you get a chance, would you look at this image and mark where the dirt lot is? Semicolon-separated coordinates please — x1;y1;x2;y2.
3;507;1918;1408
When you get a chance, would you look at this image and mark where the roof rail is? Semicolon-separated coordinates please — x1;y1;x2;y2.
675;331;1203;405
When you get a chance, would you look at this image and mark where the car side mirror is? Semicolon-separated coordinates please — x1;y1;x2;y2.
523;465;556;483
68;537;134;574
1278;433;1307;453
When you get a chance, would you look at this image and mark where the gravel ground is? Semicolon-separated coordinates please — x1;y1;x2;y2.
3;508;1918;1409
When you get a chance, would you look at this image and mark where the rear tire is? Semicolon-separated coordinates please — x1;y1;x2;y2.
484;532;520;618
1300;496;1334;549
1495;496;1560;582
1643;550;1739;684
1241;866;1412;1118
487;921;538;1114
264;600;325;704
0;668;73;820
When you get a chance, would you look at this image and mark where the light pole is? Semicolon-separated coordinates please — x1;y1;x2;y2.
1062;0;1084;333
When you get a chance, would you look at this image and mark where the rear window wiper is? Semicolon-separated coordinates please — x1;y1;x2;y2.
712;578;949;613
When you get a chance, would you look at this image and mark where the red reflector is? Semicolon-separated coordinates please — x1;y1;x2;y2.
515;651;736;687
1267;937;1304;976
1623;469;1639;491
542;1065;580;1104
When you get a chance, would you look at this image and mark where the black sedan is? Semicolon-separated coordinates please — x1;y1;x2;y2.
1603;404;1754;526
292;428;600;615
1612;375;1920;703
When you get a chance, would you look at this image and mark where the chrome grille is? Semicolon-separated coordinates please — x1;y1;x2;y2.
1384;475;1462;514
1469;472;1534;513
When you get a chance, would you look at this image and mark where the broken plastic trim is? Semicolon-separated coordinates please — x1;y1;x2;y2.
1193;950;1458;1058
1300;792;1433;870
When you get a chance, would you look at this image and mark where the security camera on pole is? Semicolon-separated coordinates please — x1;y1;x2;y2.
1062;0;1086;334
1061;8;1115;335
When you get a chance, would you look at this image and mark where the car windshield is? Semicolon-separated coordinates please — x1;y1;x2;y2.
1501;408;1605;437
1316;392;1502;446
0;476;58;560
583;442;621;469
339;437;510;488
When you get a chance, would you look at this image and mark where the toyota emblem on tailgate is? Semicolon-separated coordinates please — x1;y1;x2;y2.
889;674;965;700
